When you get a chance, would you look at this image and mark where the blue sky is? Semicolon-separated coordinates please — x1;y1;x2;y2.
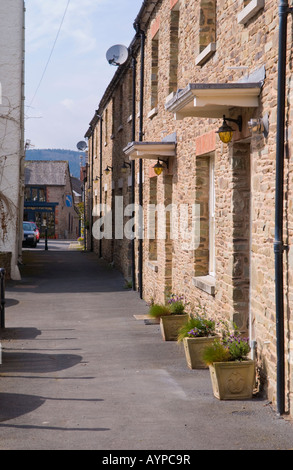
25;0;143;151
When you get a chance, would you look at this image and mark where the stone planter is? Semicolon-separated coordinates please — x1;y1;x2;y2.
209;360;255;400
183;336;218;369
160;314;189;341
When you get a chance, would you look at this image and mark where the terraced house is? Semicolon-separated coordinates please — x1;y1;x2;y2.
84;0;293;416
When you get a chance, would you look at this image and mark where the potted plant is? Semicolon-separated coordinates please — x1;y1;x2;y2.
159;294;189;341
202;323;255;400
177;314;217;369
148;303;172;324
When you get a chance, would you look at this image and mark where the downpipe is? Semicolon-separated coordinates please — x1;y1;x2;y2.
131;50;137;291
275;0;292;415
134;22;145;300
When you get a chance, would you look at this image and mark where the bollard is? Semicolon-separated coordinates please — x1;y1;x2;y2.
45;227;48;251
0;268;5;329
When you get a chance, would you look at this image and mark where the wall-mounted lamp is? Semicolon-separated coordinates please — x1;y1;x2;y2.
248;114;269;138
153;158;169;176
95;176;100;181
216;115;242;144
104;165;113;175
121;161;131;173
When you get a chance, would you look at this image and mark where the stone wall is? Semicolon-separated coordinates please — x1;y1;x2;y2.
85;0;293;414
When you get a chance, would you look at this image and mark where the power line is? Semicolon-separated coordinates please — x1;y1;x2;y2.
28;0;71;108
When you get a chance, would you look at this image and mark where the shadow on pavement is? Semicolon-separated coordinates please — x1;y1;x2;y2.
0;328;41;341
0;393;109;432
7;250;129;295
0;351;83;374
0;393;46;422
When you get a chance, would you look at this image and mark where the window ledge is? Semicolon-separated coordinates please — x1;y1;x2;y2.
195;42;216;66
147;261;158;273
148;107;158;119
192;275;215;296
238;0;265;25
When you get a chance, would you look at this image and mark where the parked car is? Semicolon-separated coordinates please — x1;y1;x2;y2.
22;222;37;248
26;221;40;242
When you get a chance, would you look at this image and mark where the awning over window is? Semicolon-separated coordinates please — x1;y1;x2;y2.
123;141;176;161
165;82;263;120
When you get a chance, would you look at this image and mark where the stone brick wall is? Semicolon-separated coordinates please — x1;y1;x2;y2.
85;0;293;415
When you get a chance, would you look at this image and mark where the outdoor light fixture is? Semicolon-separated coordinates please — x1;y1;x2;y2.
153;158;168;176
104;165;113;175
95;176;100;181
216;115;242;144
248;114;269;138
121;161;131;173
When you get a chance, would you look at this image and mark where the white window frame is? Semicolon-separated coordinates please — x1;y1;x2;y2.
209;156;216;277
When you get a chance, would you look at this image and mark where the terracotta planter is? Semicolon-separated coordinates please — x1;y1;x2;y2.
183;336;218;369
209;360;255;400
160;314;189;341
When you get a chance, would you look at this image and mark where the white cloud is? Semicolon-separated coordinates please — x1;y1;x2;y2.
61;98;74;110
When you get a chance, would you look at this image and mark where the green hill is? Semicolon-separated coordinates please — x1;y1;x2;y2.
25;149;86;179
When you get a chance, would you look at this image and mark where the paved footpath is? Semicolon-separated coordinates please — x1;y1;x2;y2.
1;241;293;451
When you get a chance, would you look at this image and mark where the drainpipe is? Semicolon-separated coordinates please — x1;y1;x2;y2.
275;0;291;416
90;129;94;252
131;49;137;291
134;22;145;299
98;114;103;259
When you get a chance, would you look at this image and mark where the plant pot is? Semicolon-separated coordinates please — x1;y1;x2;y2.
183;336;218;369
209;360;255;400
160;314;189;341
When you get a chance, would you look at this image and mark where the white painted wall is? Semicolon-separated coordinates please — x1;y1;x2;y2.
0;0;25;280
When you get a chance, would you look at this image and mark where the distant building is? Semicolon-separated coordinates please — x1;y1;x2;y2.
24;161;80;239
0;0;25;279
71;176;83;204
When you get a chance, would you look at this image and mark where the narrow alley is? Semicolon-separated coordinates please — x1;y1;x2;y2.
0;241;293;451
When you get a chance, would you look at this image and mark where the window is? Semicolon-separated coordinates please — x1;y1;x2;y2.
196;0;216;66
151;32;159;111
25;187;46;203
148;177;158;260
193;153;216;295
169;7;180;94
104;108;108;145
209;156;215;276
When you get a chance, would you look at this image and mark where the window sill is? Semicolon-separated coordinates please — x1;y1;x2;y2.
148;107;158;119
237;0;265;25
147;261;158;273
195;42;216;67
192;275;215;296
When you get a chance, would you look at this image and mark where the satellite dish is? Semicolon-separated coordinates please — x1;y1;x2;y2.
106;44;129;66
77;141;87;151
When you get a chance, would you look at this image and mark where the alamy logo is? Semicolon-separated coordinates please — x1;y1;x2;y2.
92;197;201;251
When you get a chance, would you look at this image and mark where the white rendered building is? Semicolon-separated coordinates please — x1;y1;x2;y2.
0;0;25;280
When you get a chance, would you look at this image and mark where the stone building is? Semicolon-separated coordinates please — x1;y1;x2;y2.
84;0;293;416
0;0;25;279
24;161;80;240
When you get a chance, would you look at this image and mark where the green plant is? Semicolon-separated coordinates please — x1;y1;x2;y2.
167;294;188;315
222;333;250;361
123;280;132;289
202;339;231;365
177;315;216;343
202;322;251;365
148;303;171;318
